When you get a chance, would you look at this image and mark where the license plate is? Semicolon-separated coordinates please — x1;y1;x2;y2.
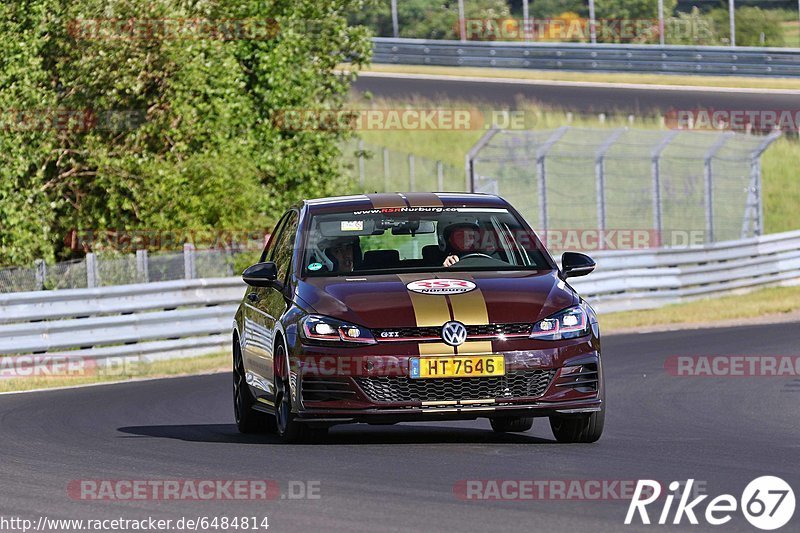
409;355;505;379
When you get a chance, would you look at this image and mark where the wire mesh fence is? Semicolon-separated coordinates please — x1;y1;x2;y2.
468;127;780;248
341;139;465;193
0;247;256;294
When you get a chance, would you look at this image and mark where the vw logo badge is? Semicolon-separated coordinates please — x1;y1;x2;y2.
441;321;468;347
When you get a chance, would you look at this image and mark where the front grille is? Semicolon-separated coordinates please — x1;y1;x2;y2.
301;377;356;402
372;323;534;341
356;370;555;403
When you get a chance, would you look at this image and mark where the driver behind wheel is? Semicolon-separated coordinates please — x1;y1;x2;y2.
441;222;497;267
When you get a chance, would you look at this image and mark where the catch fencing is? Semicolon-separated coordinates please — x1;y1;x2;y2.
467;127;781;244
342;139;463;193
0;246;255;294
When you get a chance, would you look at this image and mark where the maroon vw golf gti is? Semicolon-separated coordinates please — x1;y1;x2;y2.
232;193;604;442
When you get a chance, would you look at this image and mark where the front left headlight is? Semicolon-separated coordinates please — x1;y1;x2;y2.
300;315;377;345
529;305;590;340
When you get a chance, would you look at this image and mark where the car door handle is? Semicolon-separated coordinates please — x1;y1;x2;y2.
247;292;260;303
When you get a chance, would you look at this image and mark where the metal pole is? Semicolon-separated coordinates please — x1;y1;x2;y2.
357;139;365;188
383;148;389;192
391;0;399;38
184;243;196;280
86;253;97;288
458;0;466;42
536;127;570;233
408;154;415;192
658;0;665;46
464;127;502;192
522;0;530;43
136;249;149;282
588;0;597;44
651;130;678;246
595;129;625;238
729;0;736;47
34;259;46;290
703;133;733;243
437;160;444;191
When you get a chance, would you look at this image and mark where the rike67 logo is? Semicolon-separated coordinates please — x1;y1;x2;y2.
626;477;795;530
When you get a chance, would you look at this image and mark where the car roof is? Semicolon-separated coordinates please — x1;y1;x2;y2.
301;192;510;214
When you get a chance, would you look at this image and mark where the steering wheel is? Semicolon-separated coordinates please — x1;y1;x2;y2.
459;253;493;260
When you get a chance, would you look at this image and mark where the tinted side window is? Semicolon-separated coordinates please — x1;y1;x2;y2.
270;211;298;281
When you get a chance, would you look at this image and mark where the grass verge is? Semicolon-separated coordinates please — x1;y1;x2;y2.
0;351;228;393
355;63;800;91
599;284;800;333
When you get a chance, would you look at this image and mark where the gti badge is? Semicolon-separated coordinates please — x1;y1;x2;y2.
441;321;468;347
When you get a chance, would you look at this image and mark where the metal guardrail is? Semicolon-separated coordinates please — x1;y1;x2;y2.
0;278;245;360
569;229;800;313
373;38;800;77
0;230;798;361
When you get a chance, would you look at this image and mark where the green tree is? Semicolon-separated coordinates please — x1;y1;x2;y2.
0;0;371;265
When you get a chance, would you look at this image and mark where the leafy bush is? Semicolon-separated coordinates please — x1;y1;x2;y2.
0;0;371;265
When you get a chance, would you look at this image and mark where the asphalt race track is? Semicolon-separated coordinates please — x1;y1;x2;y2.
353;74;800;115
1;322;798;532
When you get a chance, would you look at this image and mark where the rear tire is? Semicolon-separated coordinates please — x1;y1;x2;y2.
233;338;275;434
549;408;604;443
490;416;534;433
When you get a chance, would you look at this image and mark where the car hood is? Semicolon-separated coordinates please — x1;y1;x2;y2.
295;271;576;328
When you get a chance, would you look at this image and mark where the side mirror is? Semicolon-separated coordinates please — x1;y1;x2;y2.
560;252;595;279
242;262;282;289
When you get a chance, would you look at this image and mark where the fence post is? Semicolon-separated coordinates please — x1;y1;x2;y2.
34;259;46;290
465;127;501;192
383;148;389;192
703;133;733;243
595;129;625;238
745;130;782;236
86;253;97;288
408;154;415;191
535;127;570;233
437;160;444;191
136;249;149;283
651;130;678;245
184;243;196;279
357;139;365;188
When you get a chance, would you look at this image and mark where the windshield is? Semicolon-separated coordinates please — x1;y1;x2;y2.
300;206;554;276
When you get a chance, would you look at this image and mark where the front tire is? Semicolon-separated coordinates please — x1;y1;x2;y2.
233;338;274;434
549;408;604;443
490;416;534;433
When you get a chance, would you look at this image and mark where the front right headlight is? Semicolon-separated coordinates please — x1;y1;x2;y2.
300;315;376;345
529;305;590;340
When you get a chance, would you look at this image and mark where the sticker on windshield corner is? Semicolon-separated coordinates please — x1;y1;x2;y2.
406;279;477;295
341;220;363;231
308;262;323;271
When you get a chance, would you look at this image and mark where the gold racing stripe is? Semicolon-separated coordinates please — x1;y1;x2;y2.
403;192;443;208
397;274;454;356
367;193;407;209
448;284;493;355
